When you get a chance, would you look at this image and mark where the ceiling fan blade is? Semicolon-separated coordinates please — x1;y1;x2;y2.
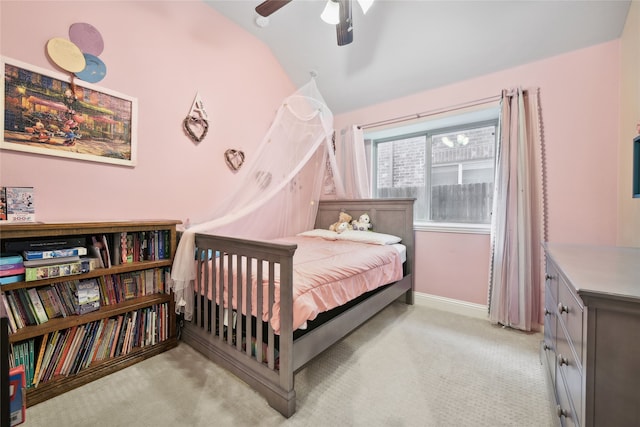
255;0;293;17
336;0;353;46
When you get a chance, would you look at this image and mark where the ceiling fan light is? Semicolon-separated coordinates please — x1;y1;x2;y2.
321;0;340;25
357;0;374;14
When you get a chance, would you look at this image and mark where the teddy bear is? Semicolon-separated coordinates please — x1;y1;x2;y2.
329;211;353;233
351;213;373;231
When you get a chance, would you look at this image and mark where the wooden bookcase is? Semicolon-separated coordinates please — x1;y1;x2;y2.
0;220;180;407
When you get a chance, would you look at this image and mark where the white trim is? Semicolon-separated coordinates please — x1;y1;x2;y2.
414;222;490;234
414;292;488;320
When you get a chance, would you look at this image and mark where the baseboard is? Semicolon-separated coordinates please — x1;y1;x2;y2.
414;292;488;320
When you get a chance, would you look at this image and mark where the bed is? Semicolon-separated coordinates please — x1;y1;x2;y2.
180;198;415;417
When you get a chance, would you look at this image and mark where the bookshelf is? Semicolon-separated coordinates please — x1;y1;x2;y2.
0;220;180;407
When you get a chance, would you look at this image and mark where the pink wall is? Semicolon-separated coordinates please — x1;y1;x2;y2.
1;2;622;306
0;1;295;225
336;42;620;304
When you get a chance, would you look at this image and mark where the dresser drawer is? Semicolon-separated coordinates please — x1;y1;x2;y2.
546;260;560;302
556;323;583;425
556;367;579;427
543;284;557;383
557;275;584;368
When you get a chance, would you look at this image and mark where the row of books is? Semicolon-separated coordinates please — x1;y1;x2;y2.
0;229;171;284
90;230;171;269
97;267;170;306
2;280;95;333
112;230;171;265
9;303;170;389
1;267;169;333
9;340;34;394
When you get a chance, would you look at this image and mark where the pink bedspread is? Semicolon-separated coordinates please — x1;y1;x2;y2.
196;236;403;333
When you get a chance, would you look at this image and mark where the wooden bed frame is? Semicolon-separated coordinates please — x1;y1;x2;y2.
180;198;414;417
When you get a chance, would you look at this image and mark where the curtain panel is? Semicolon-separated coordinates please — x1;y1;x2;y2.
338;125;371;199
488;88;546;332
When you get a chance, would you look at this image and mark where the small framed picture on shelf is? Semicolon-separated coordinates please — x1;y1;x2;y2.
1;56;138;167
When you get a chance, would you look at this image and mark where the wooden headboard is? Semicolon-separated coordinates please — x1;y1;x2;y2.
315;198;415;279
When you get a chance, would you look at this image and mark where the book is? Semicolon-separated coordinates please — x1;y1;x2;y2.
5;293;24;330
91;235;112;269
36;330;59;385
14;289;37;326
0;253;23;266
101;234;112;268
0;186;4;221
32;333;48;387
2;186;35;223
60;325;85;377
27;288;49;324
41;329;68;383
47;286;68;318
69;322;96;375
27;339;34;387
5;235;85;254
121;273;137;300
23;255;81;268
53;326;78;378
36;286;62;319
109;315;124;358
88;243;105;269
25;260;85;281
0;265;25;277
54;281;79;316
9;365;26;425
76;279;101;314
82;320;104;369
0;274;24;285
97;319;117;362
23;246;88;260
1;293;17;333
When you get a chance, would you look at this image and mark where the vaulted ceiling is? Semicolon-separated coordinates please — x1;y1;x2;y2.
205;0;631;114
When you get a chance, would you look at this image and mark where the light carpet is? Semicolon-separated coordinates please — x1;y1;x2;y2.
22;303;555;427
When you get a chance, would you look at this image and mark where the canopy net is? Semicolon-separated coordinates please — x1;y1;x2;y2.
171;80;344;319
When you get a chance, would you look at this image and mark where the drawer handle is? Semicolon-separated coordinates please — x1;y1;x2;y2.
557;302;569;314
557;354;569;366
543;342;552;351
544;308;552;316
556;405;568;418
545;274;553;281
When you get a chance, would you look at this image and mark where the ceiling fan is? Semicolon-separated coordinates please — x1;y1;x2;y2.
255;0;373;46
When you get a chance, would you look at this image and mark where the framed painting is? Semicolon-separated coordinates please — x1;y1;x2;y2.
1;56;137;166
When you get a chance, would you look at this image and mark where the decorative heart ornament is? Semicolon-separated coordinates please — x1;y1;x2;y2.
225;149;245;171
183;116;209;143
183;92;209;144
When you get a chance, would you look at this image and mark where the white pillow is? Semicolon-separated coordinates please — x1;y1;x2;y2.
297;229;338;240
336;230;402;245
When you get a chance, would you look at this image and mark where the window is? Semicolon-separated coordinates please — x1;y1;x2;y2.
368;108;499;231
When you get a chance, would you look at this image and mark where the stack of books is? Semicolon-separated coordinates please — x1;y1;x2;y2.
0;253;25;284
3;236;95;282
22;246;89;282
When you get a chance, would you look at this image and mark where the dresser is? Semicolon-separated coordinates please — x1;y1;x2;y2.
542;244;640;427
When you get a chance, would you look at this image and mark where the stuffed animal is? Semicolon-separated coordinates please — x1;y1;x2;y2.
329;212;353;233
352;213;372;231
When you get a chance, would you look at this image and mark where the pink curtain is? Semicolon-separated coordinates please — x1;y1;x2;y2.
488;88;546;332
